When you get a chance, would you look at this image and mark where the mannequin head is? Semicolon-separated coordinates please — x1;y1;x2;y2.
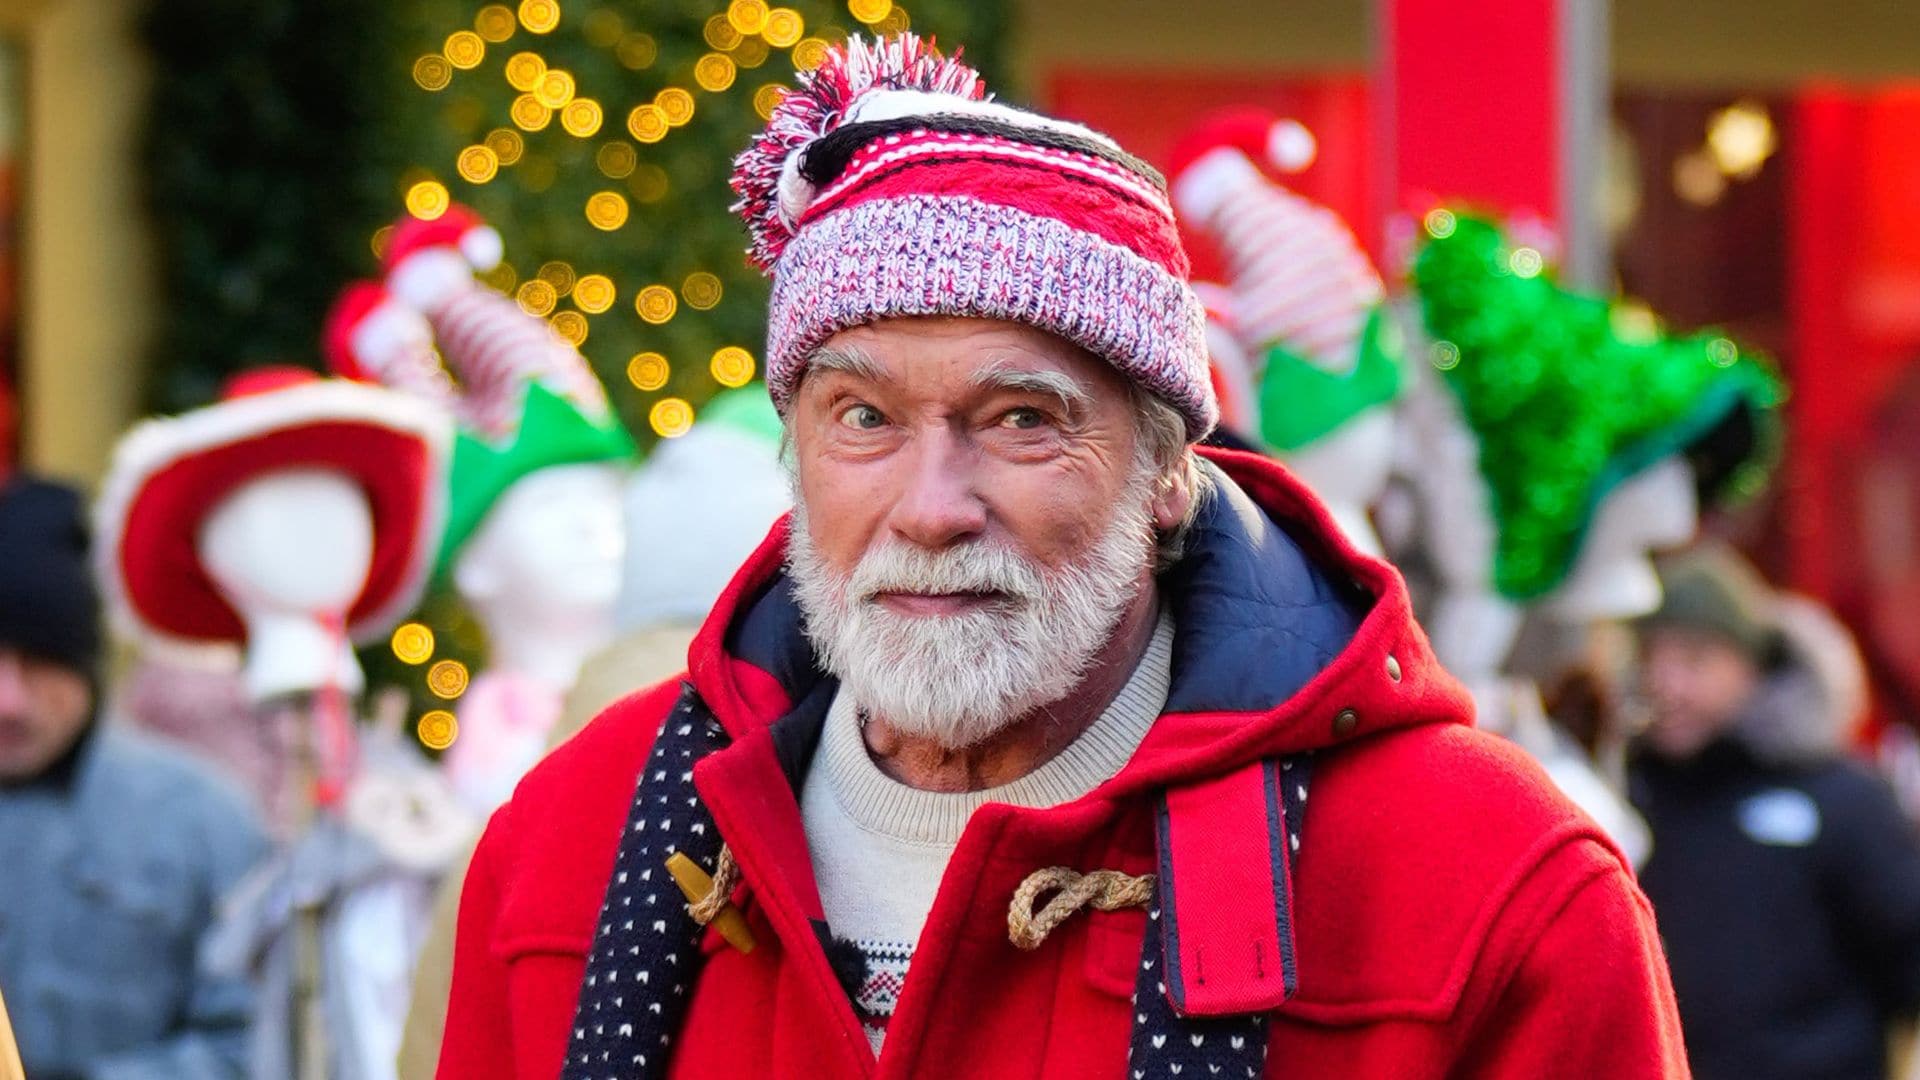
1543;455;1699;622
453;461;626;689
1279;407;1396;558
198;468;374;701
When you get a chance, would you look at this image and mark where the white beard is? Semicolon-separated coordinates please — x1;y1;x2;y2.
787;479;1156;750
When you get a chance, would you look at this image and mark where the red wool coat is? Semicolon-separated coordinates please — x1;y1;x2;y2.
438;449;1689;1079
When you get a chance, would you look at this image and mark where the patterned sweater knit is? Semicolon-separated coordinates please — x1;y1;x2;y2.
799;611;1175;1055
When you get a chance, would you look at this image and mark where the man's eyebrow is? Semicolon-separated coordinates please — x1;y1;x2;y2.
806;345;888;384
968;361;1092;414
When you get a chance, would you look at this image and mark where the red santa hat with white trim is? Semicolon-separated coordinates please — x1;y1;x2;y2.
383;203;505;312
323;280;457;407
95;367;451;654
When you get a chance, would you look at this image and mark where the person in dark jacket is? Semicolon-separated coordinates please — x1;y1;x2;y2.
1632;545;1920;1080
0;474;266;1080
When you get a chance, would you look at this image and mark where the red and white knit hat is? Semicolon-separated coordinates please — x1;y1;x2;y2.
1168;108;1382;375
731;34;1216;440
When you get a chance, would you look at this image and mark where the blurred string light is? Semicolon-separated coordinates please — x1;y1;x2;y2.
596;141;636;177
535;69;577;108
445;30;487;69
582;8;624;47
793;37;830;70
650;397;696;438
505;51;546;90
537;260;577;294
729;0;771;33
1706;100;1775;179
427;659;471;699
735;37;770;68
763;8;805;46
627;103;668;143
656;88;695;127
695;53;739;92
518;279;559;316
682;271;723;310
754;84;788;120
561;98;603;136
586;190;630;230
485;127;525;164
475;4;517;42
711;346;756;387
628;352;670;390
482;262;517;291
407;179;451;219
391;622;436;664
418;710;459;750
552;310;590;344
704;14;744;50
510;93;552;131
518;0;561;34
573;274;616;312
458;144;500;183
617;33;658;69
414;54;454;91
636;284;678;323
850;0;893;23
369;225;394;260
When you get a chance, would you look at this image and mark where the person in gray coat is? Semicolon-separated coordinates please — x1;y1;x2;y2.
0;474;266;1080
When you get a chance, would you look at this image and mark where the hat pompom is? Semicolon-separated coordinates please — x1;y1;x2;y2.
730;32;985;270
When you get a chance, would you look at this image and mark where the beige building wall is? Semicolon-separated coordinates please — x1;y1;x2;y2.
5;0;152;488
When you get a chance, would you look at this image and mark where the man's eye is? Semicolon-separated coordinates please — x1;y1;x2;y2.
838;404;886;430
999;407;1048;430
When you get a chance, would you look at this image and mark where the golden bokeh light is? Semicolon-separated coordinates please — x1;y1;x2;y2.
510;93;552;131
413;55;454;91
534;68;576;108
485;127;525;164
635;284;678;324
370;225;394;260
586;191;630;230
849;0;892;24
629;164;670;202
572;274;616;313
703;14;743;51
792;37;831;71
595;141;636;178
694;53;738;93
426;659;471;699
650;397;696;439
753;84;788;120
537;260;577;295
445;30;487;69
504;51;547;91
390;622;436;665
728;0;771;34
551;311;589;345
627;104;669;143
519;155;558;192
711;346;756;388
418;710;459;751
681;271;723;310
873;6;910;34
482;262;518;292
734;37;770;68
560;98;603;137
517;279;559;316
627;352;671;391
655;88;695;127
456;145;499;183
518;0;560;34
475;4;517;42
762;7;805;46
1422;208;1457;239
406;180;450;220
617;32;658;70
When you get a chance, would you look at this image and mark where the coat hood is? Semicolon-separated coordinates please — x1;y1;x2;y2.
1734;592;1868;766
682;446;1471;792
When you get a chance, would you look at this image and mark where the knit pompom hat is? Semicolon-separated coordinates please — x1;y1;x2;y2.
731;33;1216;440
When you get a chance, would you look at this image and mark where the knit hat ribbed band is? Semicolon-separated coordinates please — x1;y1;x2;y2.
731;35;1217;440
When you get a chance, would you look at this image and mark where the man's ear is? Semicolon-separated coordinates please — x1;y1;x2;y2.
1149;457;1195;534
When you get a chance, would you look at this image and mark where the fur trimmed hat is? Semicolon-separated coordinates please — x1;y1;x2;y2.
730;33;1216;440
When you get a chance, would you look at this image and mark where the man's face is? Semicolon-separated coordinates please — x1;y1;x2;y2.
0;647;93;783
1639;627;1761;760
786;317;1188;748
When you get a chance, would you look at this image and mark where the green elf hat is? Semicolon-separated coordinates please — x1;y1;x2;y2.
435;382;637;577
1412;210;1783;600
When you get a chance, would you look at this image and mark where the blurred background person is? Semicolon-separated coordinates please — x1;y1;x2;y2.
1631;545;1920;1080
0;473;266;1079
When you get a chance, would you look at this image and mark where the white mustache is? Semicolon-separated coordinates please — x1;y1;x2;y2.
847;542;1044;606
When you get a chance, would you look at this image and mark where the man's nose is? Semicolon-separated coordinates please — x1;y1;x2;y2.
885;427;987;550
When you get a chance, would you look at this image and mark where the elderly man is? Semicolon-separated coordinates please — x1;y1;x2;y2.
440;35;1686;1079
0;475;264;1079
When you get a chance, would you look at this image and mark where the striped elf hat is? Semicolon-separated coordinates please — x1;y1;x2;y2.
731;33;1217;440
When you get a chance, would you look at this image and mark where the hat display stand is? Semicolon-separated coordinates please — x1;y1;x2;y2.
98;370;454;1080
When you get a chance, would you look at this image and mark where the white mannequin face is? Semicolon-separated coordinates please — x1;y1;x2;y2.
1544;455;1699;621
198;468;375;699
454;463;626;677
350;300;434;371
